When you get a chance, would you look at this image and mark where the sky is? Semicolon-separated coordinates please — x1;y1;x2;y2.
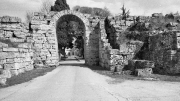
0;0;180;22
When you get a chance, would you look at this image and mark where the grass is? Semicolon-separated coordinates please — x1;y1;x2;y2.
0;66;56;88
91;66;180;84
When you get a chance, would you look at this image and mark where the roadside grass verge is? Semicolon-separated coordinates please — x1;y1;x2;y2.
0;66;56;88
90;66;180;83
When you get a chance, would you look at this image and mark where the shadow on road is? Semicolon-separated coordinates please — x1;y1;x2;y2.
59;58;106;71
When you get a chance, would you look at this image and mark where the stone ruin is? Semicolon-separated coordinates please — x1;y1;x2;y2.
0;16;33;85
1;10;180;85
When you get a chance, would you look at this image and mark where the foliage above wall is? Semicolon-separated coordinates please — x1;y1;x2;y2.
56;15;85;50
73;6;111;17
51;0;70;11
129;14;180;32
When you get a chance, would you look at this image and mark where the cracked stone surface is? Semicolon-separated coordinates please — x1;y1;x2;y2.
0;59;180;101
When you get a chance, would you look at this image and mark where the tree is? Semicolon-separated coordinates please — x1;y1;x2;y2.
25;0;53;30
72;6;111;17
103;7;111;17
92;7;111;17
74;36;84;57
79;7;93;14
26;11;33;24
57;20;84;57
73;6;81;11
40;0;53;15
121;4;130;26
121;4;130;20
51;0;70;11
26;11;34;32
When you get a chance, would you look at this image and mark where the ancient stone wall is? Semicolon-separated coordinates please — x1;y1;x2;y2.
85;16;100;66
51;10;100;66
99;16;145;72
0;16;34;85
31;12;59;66
2;10;180;85
138;31;180;74
30;10;101;66
114;30;180;75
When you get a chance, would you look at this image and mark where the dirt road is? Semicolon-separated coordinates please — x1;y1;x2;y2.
0;60;180;101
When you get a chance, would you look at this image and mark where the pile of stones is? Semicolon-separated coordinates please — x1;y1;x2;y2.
128;60;154;77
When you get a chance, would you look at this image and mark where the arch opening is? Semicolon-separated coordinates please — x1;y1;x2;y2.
55;14;86;60
51;10;100;66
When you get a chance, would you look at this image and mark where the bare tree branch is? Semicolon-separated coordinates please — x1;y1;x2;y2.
40;0;53;15
26;11;33;23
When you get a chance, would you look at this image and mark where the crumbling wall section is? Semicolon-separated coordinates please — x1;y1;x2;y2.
0;16;34;85
99;17;144;73
85;16;100;66
52;10;99;66
31;12;59;66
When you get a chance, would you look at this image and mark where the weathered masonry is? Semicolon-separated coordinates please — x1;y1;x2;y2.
1;10;180;85
30;10;180;75
31;10;100;66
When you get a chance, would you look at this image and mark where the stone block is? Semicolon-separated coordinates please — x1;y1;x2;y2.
6;58;14;64
42;43;50;49
3;48;18;52
31;25;40;30
0;42;8;48
128;60;155;71
40;24;52;31
4;63;22;69
47;56;58;60
26;37;33;43
14;58;23;63
0;52;14;60
34;43;43;49
45;32;55;37
135;68;153;77
0;59;6;65
47;39;56;43
34;39;44;43
10;69;19;76
4;31;13;38
19;48;28;52
24;57;32;62
18;43;32;48
41;56;46;60
25;65;34;71
0;77;6;85
4;69;11;78
0;65;3;69
31;20;41;25
14;53;21;58
10;38;25;43
32;33;44;37
28;49;34;53
1;16;21;23
13;31;27;38
18;68;25;73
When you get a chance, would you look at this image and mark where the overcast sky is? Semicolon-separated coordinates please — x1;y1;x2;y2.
0;0;180;22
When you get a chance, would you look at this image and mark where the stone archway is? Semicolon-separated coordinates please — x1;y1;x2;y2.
51;10;98;65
